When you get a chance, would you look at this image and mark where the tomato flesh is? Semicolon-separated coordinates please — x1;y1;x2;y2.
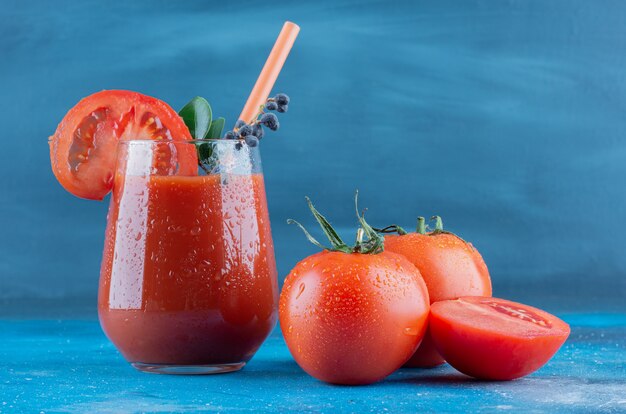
384;232;492;367
279;250;430;385
49;90;196;200
430;296;570;380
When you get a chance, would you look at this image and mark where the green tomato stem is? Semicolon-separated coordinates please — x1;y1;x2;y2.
417;217;426;234
431;216;444;231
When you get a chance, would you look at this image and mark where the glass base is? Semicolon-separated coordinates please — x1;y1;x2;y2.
131;361;246;375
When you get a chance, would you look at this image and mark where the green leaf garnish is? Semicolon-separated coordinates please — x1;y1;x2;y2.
198;118;226;170
179;97;224;174
179;96;212;139
207;117;225;139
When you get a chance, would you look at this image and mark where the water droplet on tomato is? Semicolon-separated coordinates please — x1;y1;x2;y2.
296;283;305;299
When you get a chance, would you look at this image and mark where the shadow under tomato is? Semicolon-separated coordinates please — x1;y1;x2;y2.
387;373;477;386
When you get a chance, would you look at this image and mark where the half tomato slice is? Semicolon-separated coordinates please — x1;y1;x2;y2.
49;90;196;200
430;296;570;380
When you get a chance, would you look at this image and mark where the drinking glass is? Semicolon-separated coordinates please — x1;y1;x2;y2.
98;139;278;374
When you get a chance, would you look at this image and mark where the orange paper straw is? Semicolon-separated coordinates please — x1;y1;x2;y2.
238;21;300;124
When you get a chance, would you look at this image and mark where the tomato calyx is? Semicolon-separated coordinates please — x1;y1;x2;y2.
427;216;453;236
287;191;384;254
375;216;474;249
416;216;427;234
427;216;474;249
375;224;409;235
374;216;430;236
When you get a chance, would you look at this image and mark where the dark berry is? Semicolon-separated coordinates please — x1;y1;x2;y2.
259;113;279;131
252;123;264;139
245;135;259;147
235;141;243;150
277;104;288;113
265;101;278;111
224;131;235;140
239;124;253;137
235;119;246;128
274;93;289;105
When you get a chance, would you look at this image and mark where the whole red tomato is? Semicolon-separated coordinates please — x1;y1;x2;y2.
380;217;492;367
280;197;430;385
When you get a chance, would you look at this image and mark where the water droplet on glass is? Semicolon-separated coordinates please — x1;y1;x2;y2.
403;327;418;336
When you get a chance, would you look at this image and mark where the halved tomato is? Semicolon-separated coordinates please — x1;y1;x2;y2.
49;90;196;200
430;296;570;380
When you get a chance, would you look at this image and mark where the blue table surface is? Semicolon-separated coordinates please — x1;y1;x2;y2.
1;314;625;413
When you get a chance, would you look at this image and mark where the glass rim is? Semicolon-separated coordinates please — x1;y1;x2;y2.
119;138;247;145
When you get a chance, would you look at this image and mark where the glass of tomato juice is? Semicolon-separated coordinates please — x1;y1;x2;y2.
98;139;278;374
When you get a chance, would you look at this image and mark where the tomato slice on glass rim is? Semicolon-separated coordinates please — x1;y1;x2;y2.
429;296;570;380
49;90;197;200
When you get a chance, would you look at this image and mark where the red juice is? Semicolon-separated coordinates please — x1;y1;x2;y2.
98;172;278;369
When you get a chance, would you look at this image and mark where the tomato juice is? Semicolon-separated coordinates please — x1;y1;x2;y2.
98;171;278;369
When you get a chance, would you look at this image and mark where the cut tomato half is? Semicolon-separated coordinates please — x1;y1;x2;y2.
49;90;197;200
430;296;570;380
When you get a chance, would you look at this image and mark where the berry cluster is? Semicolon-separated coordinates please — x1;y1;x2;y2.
225;93;290;147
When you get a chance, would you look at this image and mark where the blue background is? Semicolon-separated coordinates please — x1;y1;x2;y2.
1;0;625;316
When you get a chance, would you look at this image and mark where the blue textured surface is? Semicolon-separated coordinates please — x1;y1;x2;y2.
1;0;626;314
1;315;625;413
